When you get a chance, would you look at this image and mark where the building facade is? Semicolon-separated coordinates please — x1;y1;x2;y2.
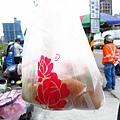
2;18;23;43
100;0;112;15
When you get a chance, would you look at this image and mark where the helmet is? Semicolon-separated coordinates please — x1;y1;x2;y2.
104;34;113;42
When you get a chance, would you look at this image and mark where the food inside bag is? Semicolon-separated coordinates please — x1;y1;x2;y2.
22;0;105;110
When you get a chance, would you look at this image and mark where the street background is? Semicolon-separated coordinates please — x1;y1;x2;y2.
31;49;120;120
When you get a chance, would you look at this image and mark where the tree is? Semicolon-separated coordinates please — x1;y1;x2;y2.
0;43;7;63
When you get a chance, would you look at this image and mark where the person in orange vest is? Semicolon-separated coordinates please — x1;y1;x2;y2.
102;34;119;91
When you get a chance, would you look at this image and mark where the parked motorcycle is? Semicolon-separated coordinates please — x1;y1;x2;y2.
2;63;22;87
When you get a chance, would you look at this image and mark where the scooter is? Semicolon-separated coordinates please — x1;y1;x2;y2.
2;63;22;87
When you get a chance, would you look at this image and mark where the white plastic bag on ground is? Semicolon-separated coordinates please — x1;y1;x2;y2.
22;0;105;110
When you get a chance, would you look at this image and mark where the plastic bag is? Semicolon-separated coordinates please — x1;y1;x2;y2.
0;90;26;120
22;0;105;110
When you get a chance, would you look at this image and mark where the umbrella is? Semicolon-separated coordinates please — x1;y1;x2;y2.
80;13;120;33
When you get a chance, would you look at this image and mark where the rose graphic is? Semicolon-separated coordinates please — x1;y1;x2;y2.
38;55;53;82
35;73;70;110
35;55;70;110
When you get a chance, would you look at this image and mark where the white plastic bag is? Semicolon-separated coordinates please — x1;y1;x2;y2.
22;0;105;110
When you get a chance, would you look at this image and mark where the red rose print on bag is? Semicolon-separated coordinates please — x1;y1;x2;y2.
38;55;53;82
35;55;70;110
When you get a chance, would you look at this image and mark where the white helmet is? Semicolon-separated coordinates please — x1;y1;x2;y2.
104;34;113;42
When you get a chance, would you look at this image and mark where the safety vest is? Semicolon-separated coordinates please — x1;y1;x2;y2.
102;43;119;64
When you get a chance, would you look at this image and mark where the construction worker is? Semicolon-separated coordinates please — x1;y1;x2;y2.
102;34;119;91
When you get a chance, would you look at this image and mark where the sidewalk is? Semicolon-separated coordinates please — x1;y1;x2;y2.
32;71;120;120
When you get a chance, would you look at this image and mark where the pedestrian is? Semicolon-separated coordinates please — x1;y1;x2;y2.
102;34;119;91
14;38;23;64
